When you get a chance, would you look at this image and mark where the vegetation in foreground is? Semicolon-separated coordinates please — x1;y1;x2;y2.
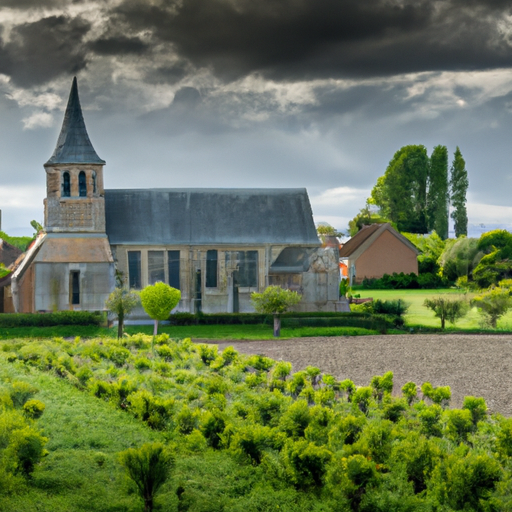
2;334;512;511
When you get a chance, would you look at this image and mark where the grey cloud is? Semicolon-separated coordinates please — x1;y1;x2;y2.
1;15;90;87
88;35;149;56
110;0;512;82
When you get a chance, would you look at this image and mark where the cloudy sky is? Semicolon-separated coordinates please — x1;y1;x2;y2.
1;0;512;237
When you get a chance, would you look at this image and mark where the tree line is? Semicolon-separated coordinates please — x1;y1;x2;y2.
351;145;468;239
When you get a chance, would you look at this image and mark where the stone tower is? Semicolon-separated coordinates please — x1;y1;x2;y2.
44;77;106;232
10;77;115;313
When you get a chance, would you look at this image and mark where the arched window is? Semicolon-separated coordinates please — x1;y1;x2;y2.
62;172;70;197
79;171;87;197
92;171;97;194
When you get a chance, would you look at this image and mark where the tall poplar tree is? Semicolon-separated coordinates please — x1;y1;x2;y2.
450;147;468;237
427;145;449;239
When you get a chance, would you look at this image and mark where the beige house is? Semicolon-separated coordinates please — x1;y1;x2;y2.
7;78;341;314
340;223;419;284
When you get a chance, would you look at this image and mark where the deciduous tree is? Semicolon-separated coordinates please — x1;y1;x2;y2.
140;282;181;336
105;288;140;339
251;285;301;337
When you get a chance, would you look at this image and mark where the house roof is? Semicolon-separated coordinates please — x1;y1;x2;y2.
0;239;23;267
339;223;419;258
45;77;105;166
104;188;321;246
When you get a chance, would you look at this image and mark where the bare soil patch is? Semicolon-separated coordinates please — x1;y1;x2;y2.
210;334;512;416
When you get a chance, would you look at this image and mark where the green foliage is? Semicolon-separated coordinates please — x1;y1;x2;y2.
141;282;181;336
251;286;302;315
427;145;449;239
119;442;175;512
0;263;10;279
105;287;140;338
473;230;512;287
0;311;103;328
450;147;469;237
316;224;343;238
3;334;512;510
421;382;451;406
438;236;483;281
0;230;33;251
348;202;389;236
362;271;447;290
423;296;469;329
472;287;512;328
23;399;45;420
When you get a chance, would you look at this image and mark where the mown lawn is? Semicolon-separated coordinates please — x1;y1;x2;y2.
357;288;512;330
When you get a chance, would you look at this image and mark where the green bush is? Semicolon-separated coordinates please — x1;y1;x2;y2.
0;311;103;328
22;400;45;420
119;442;175;512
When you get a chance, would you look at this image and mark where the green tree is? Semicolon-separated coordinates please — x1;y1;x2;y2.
370;145;429;233
472;287;512;328
251;285;302;337
427;145;449;239
347;201;389;236
119;443;175;512
423;297;469;329
473;230;512;287
140;282;181;336
438;237;483;282
450;147;469;237
105;288;140;339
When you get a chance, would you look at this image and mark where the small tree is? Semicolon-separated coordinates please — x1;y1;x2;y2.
423;297;469;330
251;285;301;337
105;288;140;339
471;287;512;328
140;282;181;336
119;443;175;512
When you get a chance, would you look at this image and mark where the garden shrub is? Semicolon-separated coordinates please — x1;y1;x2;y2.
421;382;451;406
4;426;48;476
23;400;45;420
278;400;311;438
401;382;417;405
418;404;443;438
229;424;275;464
0;311;103;328
9;381;38;408
281;438;332;488
463;396;487;425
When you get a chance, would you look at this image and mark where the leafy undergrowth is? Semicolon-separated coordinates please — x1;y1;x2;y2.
2;335;512;511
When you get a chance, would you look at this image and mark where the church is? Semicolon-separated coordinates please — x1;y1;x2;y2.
6;78;340;315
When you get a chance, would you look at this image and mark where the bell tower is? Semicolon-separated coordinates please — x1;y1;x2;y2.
44;77;106;233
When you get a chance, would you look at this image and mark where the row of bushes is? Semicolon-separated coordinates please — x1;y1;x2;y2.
361;272;449;290
0;311;104;328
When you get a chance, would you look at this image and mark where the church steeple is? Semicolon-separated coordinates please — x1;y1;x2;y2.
45;77;105;166
43;77;106;233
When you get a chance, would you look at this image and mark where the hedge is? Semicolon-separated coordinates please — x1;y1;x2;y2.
0;311;104;328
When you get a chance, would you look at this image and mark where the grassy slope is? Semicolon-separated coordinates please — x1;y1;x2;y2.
357;288;512;330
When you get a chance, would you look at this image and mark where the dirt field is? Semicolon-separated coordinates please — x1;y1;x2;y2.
212;334;512;416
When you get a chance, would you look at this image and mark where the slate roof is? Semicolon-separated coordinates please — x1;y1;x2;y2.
339;223;419;257
45;77;105;166
105;188;321;246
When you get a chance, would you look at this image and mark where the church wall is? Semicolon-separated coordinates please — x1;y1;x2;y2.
34;262;114;312
113;244;270;314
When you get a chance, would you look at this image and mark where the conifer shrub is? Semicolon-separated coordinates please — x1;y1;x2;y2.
22;400;45;420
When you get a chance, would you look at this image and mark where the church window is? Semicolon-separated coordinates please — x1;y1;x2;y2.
92;171;97;194
62;172;71;197
70;271;80;305
148;251;165;284
168;250;180;289
237;251;258;287
206;250;218;288
79;171;87;197
128;251;141;289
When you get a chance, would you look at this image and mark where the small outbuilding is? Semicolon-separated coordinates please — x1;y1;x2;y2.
339;223;419;284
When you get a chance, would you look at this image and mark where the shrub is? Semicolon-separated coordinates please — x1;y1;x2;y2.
9;381;38;408
4;426;48;476
281;438;332;488
472;287;512;328
0;311;103;328
421;382;451;406
119;442;175;512
462;396;487;425
401;382;417;405
423;296;469;329
23;400;45;420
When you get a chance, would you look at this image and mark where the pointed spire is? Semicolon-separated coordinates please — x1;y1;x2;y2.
45;77;105;166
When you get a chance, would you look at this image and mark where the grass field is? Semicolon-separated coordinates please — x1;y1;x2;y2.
357;288;512;330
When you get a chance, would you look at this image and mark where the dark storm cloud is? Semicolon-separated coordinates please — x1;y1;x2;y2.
88;35;149;56
112;0;512;81
0;0;69;8
1;15;90;87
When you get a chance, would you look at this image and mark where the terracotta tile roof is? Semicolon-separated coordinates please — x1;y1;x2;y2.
339;224;384;257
